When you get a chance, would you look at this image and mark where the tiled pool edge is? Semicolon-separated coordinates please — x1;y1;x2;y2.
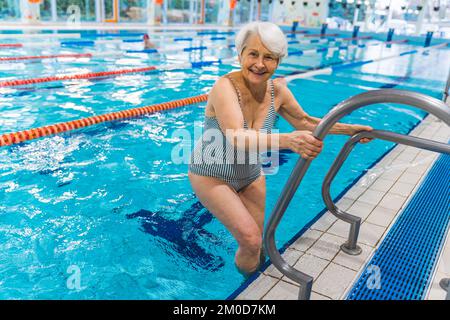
234;113;449;300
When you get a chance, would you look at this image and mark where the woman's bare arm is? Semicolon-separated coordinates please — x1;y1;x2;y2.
275;82;372;140
210;77;323;156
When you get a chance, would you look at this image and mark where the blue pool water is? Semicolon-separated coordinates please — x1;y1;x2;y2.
0;30;449;299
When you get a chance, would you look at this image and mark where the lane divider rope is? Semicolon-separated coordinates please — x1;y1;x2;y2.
0;33;81;39
0;65;159;87
0;35;233;48
0;35;341;61
0;38;408;86
284;42;449;82
0;30;336;49
0;53;93;62
0;58;225;87
288;39;408;56
0;36;412;87
0;94;208;147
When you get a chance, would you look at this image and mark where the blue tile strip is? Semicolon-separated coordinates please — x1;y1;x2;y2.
347;152;450;300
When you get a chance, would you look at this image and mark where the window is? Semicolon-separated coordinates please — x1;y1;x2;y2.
0;0;20;20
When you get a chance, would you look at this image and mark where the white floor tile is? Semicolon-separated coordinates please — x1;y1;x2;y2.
289;229;323;252
292;253;330;280
235;275;278;300
366;206;397;227
262;279;299;300
358;222;387;247
377;193;407;211
313;262;357;300
307;233;346;261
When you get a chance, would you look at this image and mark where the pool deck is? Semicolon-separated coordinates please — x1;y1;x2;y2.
236;109;450;300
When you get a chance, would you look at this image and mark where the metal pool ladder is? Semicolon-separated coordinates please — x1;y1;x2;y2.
263;89;450;300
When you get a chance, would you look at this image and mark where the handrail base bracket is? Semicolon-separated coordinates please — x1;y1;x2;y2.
341;243;362;255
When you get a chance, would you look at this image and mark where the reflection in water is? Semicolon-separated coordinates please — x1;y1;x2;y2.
127;200;226;272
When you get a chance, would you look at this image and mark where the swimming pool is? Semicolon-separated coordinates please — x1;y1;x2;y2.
0;29;449;299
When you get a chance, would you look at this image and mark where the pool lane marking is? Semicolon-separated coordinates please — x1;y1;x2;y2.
0;94;208;147
0;36;364;62
0;35;327;50
0;37;386;79
284;42;449;82
0;59;227;87
0;31;353;50
0;65;160;87
0;38;419;88
0;33;81;39
288;39;407;56
0;53;94;62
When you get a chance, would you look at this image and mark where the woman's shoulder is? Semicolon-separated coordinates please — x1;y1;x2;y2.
272;77;288;93
211;72;239;94
272;77;291;100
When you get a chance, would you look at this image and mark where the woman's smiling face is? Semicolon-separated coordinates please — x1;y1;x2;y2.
239;34;279;86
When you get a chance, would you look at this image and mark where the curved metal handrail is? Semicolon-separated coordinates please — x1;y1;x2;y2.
322;130;450;255
263;89;450;300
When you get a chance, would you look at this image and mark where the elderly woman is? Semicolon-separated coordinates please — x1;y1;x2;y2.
188;22;371;276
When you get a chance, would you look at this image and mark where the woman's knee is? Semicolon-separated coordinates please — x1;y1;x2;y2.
238;230;262;254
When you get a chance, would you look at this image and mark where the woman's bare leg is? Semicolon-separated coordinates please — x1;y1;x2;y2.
188;172;262;273
238;174;266;234
238;175;266;268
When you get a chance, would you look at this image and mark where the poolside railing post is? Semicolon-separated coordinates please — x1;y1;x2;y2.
352;25;360;38
292;20;299;33
424;31;433;47
343;219;362;255
387;28;395;42
320;23;328;35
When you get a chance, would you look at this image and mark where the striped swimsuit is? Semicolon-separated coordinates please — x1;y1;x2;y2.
189;75;277;192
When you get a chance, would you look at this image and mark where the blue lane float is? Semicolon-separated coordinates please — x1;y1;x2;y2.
174;37;193;42
60;40;95;47
126;48;159;53
80;32;146;38
126;46;208;54
210;36;227;41
400;50;418;56
190;60;221;68
183;46;208;52
197;31;235;36
122;39;144;43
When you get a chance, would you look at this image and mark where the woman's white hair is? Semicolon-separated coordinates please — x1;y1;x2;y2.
235;21;288;63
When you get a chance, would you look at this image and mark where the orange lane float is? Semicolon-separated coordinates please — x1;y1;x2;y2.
0;65;158;87
0;43;23;48
0;94;209;147
0;53;93;62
